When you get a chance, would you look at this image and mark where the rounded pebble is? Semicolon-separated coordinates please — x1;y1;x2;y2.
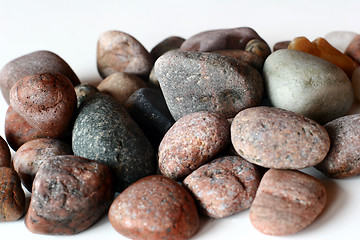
245;39;271;60
273;40;290;51
150;36;185;60
0;136;11;167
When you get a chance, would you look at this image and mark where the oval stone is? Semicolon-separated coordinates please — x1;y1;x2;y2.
109;175;199;240
72;93;156;191
263;49;353;124
155;50;264;120
231;106;330;169
250;169;326;236
159;111;230;180
0;136;11;167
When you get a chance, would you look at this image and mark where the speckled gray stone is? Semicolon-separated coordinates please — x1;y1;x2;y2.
155;50;264;120
72;93;156;191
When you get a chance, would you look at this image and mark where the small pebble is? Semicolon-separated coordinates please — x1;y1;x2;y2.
74;83;99;108
183;156;261;218
150;36;185;60
109;175;199;240
273;40;290;51
0;136;11;167
324;30;357;53
345;34;360;64
250;169;326;236
245;39;271;59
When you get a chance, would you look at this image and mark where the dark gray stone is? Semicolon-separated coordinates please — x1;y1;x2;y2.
150;36;185;60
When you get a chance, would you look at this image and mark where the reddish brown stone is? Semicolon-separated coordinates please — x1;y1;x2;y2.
273;40;291;51
212;49;264;71
109;175;199;240
0;136;11;167
25;155;114;235
0;167;25;222
345;34;360;64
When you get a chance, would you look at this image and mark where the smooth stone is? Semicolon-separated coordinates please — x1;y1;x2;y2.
155;50;264;120
231;106;330;169
97;72;147;105
324;30;357;53
74;83;99;108
0;136;11;167
250;169;326;236
183;156;261;218
124;88;175;149
148;66;159;87
25;155;114;235
245;39;271;60
0;50;80;104
263;49;354;124
0;167;25;222
13;138;73;192
180;27;263;52
273;40;290;51
345;34;360;64
315;114;360;178
212;49;264;71
352;67;360;102
150;36;185;60
158;111;230;180
72;93;156;191
9;73;77;138
109;175;199;240
97;30;153;78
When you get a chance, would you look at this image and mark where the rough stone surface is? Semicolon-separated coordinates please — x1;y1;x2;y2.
245;39;271;60
25;155;114;235
97;72;147;105
72;93;156;191
0;50;80;104
155;50;264;120
74;83;99;108
346;34;360;64
315;114;360;178
109;175;199;240
0;136;11;167
13;138;73;192
183;156;261;218
159;111;230;180
124;88;175;150
0;167;25;222
231;106;330;169
180;27;263;52
212;49;264;71
150;36;185;60
263;49;354;124
97;30;153;78
250;169;326;236
10;73;77;138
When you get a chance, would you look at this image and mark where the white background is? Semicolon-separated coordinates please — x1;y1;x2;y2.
1;0;360;239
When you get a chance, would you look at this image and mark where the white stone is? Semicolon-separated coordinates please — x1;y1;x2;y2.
324;31;357;53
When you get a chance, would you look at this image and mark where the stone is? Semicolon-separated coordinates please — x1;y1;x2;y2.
324;30;357;53
109;175;199;240
315;114;360;178
74;83;99;108
150;36;185;60
183;156;261;218
0;167;25;222
245;39;271;60
250;169;326;236
212;49;264;71
97;72;147;105
148;67;159;87
0;50;80;104
180;27;263;52
273;40;290;51
9;73;77;138
231;106;330;169
97;30;153;78
72;93;156;191
159;111;230;180
288;36;359;78
263;49;353;124
345;34;360;64
352;67;360;102
25;155;114;235
0;136;11;167
155;50;264;120
13;138;73;192
124;88;175;150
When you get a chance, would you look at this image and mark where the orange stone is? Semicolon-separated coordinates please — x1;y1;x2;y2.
288;36;359;78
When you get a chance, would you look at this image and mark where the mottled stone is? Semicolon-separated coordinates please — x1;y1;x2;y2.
97;30;154;78
231;106;330;169
315;114;360;178
109;175;199;240
324;31;357;53
250;169;326;236
273;41;290;51
212;49;264;71
13;138;73;192
97;72;147;104
150;36;185;60
180;27;263;52
159;111;230;180
0;136;10;167
74;83;99;108
0;50;80;104
155;50;264;120
263;49;353;124
245;39;271;60
72;93;156;191
124;88;175;149
183;156;261;218
10;73;77;138
346;34;360;64
25;155;114;235
0;167;25;222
